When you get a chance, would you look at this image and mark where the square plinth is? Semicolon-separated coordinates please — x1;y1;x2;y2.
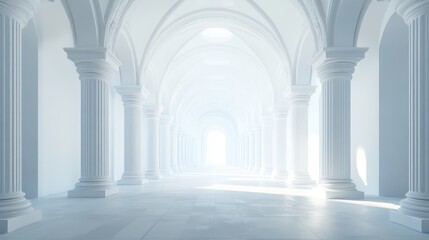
0;210;42;234
390;210;429;233
68;187;118;198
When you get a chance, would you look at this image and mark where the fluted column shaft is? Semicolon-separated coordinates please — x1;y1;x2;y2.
117;87;146;185
254;127;262;172
0;0;41;233
66;48;120;198
272;106;288;179
244;135;249;169
391;0;429;232
144;106;161;179
177;128;183;171
261;116;273;175
160;115;173;176
288;86;316;185
170;125;178;172
248;130;256;170
314;48;366;199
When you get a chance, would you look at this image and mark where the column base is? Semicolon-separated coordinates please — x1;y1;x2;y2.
317;179;364;199
145;171;161;180
289;173;316;185
0;210;42;234
290;179;316;186
272;171;288;180
316;189;364;199
68;187;118;198
390;209;429;233
117;177;148;185
260;168;273;175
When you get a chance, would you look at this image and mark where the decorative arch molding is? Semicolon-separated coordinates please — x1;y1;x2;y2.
292;29;316;86
297;0;371;51
159;45;274;108
140;8;292;80
61;0;134;50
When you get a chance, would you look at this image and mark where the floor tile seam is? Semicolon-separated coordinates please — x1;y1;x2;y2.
295;217;324;240
140;195;181;240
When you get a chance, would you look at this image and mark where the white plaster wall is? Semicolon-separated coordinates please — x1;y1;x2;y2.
22;21;39;199
35;1;80;197
351;2;389;196
378;13;409;197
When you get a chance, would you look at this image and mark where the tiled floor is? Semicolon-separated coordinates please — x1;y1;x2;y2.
1;167;428;240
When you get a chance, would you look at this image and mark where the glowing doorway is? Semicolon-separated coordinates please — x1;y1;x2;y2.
206;130;227;166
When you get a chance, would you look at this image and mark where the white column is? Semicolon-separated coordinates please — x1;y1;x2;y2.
66;48;120;198
272;105;288;179
159;115;173;176
239;134;245;168
170;124;178;172
254;126;262;173
390;0;429;233
314;48;367;199
287;86;316;185
144;106;161;180
117;86;147;185
0;0;41;233
261;116;273;175
248;130;255;170
244;134;249;169
177;128;183;171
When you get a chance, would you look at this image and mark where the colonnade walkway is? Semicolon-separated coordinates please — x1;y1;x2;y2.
1;166;428;240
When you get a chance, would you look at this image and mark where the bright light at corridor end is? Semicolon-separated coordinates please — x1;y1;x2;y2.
206;130;227;166
201;28;233;42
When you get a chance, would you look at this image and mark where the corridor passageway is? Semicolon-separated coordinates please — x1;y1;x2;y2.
1;0;429;237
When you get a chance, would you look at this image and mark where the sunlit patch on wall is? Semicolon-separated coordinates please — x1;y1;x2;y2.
356;147;368;186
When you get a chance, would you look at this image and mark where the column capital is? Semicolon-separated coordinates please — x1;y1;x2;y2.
64;48;120;83
0;0;39;25
313;48;368;83
272;105;289;118
116;85;148;105
160;115;173;125
261;115;273;125
394;0;429;24
143;105;162;118
286;86;317;106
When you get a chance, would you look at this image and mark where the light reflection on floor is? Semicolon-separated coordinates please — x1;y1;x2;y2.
0;166;424;240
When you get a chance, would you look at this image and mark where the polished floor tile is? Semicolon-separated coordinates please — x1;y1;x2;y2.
0;166;428;240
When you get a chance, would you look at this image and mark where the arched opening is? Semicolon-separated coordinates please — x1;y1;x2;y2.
205;129;227;166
